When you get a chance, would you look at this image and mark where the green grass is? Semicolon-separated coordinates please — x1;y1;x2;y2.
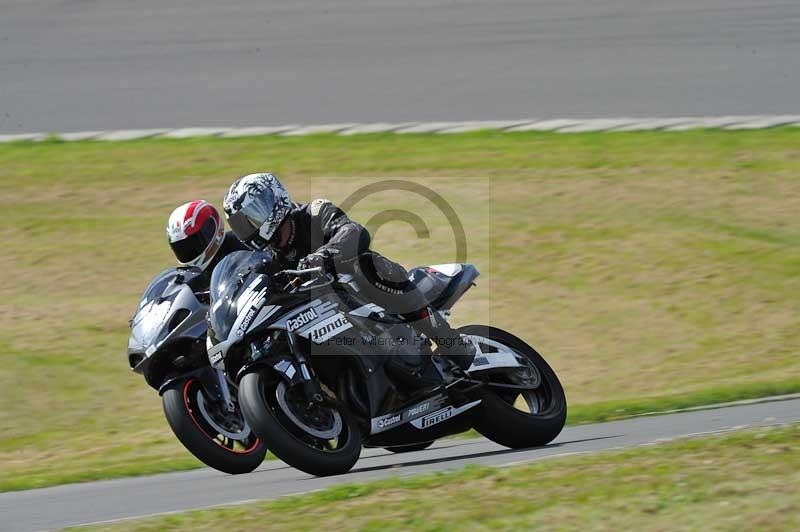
1;128;799;491
75;424;800;531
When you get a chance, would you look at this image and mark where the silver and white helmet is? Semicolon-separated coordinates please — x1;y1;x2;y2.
223;173;292;250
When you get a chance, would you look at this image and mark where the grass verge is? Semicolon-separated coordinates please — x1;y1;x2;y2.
75;424;800;531
2;128;799;491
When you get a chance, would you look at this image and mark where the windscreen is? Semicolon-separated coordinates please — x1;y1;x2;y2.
129;268;179;354
208;251;273;344
128;267;203;354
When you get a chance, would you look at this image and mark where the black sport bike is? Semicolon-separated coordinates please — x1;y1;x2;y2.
207;251;566;477
128;267;267;474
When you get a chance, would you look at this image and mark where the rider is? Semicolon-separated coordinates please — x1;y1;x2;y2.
166;199;248;284
221;173;475;380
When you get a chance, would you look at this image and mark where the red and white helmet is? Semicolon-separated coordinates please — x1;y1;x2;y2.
166;200;225;271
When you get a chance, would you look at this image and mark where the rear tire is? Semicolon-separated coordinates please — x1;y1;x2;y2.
461;325;567;449
239;371;362;477
385;441;434;453
162;378;266;474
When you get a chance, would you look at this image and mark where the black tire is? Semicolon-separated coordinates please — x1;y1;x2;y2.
461;325;567;449
385;441;435;453
162;378;267;475
239;371;362;477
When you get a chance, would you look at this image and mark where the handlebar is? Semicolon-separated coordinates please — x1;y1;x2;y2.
277;267;325;277
275;267;326;292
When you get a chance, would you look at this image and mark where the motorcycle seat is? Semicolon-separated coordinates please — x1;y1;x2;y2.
407;263;479;311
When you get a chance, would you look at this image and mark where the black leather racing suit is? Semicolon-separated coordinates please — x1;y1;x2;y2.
272;199;474;370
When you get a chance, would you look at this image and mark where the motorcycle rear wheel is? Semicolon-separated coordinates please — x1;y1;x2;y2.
239;371;362;477
162;377;266;474
461;325;567;449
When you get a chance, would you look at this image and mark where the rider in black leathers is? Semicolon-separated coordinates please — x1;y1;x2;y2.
222;173;476;377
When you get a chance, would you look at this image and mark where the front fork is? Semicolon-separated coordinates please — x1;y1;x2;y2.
196;368;237;412
286;330;324;403
158;367;236;413
243;330;325;403
216;368;236;413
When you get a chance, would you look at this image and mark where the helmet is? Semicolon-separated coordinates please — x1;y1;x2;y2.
223;172;291;250
166;200;225;270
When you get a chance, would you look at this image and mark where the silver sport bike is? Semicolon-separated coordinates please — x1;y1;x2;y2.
128;266;267;474
207;251;567;476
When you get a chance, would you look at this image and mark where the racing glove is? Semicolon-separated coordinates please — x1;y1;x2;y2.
297;251;330;272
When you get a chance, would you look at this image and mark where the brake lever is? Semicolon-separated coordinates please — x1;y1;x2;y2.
279;268;331;293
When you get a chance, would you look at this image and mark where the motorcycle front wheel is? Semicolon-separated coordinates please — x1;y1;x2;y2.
162;377;267;474
239;371;362;477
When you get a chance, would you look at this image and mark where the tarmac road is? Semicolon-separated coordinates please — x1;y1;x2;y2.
1;397;798;531
1;0;799;133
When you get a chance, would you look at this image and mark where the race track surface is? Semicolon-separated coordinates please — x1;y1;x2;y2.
2;0;799;133
1;397;798;531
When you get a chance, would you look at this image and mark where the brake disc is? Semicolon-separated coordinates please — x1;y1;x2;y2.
196;391;253;441
275;381;343;440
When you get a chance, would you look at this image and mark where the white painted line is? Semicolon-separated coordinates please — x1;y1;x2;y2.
723;116;800;130
505;119;582;132
437;120;534;133
280;123;359;136
339;122;417;135
556;118;640;133
394;122;473;134
96;129;170;141
219;125;300;137
159;127;233;139
57;131;105;141
630;393;800;418
610;118;695;131
3;115;800;143
663;116;762;131
0;133;47;142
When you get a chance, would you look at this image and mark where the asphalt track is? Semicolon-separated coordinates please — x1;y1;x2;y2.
2;0;799;133
1;398;798;531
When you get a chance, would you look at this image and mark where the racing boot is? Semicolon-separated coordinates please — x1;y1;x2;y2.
404;306;476;379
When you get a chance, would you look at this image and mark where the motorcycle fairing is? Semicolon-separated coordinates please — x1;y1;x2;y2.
271;298;354;344
465;335;525;373
367;385;483;436
128;267;207;375
370;393;450;434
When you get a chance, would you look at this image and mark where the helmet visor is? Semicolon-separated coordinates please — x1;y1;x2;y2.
226;209;261;246
226;185;287;248
169;217;217;264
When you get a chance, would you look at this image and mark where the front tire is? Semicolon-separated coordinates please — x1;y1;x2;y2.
162;378;266;474
239;371;362;477
461;325;567;448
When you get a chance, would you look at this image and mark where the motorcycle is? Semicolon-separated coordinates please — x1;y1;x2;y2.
207;251;566;477
128;266;267;474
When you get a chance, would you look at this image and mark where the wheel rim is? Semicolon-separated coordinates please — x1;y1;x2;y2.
183;379;261;454
196;391;252;440
264;379;354;453
275;381;343;440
